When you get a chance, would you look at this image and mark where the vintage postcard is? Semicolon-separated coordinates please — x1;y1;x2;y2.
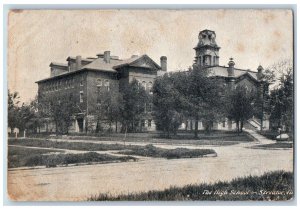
7;9;294;201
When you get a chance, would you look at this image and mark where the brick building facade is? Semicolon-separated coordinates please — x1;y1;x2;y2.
36;52;166;133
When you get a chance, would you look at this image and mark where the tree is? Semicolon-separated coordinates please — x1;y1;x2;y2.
152;65;225;138
181;65;225;137
152;73;184;137
26;95;47;133
40;93;78;134
17;104;35;134
95;90;123;133
8;90;21;132
268;61;293;133
105;91;123;133
226;86;255;133
59;94;78;134
120;79;150;133
8;90;36;136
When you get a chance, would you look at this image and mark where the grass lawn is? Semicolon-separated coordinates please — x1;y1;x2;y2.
8;146;136;168
251;142;293;150
89;171;293;201
8;138;134;151
8;146;63;168
26;130;253;146
118;144;216;159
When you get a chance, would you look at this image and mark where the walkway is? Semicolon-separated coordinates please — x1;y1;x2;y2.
243;129;275;144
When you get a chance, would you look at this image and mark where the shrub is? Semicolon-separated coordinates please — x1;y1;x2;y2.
119;144;216;159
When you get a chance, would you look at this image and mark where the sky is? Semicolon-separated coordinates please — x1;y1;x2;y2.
7;9;293;103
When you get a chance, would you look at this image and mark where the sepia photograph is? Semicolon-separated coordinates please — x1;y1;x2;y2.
6;8;294;202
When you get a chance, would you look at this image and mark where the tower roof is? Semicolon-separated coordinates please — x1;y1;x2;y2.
194;29;220;49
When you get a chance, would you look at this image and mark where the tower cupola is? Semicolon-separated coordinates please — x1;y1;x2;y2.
194;29;220;67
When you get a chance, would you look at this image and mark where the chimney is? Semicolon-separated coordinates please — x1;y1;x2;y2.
227;57;235;77
160;56;167;71
104;51;110;63
257;65;264;80
76;55;82;70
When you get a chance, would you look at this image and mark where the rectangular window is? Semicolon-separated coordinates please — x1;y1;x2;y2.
80;91;83;103
104;80;110;91
80;77;84;86
97;87;101;104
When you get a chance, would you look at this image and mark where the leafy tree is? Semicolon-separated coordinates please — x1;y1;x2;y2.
40;93;78;134
95;90;123;133
8;90;36;136
17;104;35;134
60;94;78;134
252;82;270;131
152;65;225;138
152;73;184;137
181;65;225;137
226;86;255;133
26;95;48;133
8;90;21;132
268;62;293;133
120;79;150;133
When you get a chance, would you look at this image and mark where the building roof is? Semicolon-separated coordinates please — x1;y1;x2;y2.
113;54;161;69
81;54;160;72
36;54;161;83
205;65;259;81
50;62;68;67
82;57;122;73
66;56;96;62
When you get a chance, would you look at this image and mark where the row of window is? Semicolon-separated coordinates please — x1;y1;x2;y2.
138;80;153;93
198;55;219;66
42;78;81;93
42;78;112;93
95;102;153;112
96;78;110;87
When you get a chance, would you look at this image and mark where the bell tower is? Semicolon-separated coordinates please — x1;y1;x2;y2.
194;29;220;67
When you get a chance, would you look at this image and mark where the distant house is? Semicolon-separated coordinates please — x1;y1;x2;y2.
36;52;167;133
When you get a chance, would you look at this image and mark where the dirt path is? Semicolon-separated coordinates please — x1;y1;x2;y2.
7;141;293;201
